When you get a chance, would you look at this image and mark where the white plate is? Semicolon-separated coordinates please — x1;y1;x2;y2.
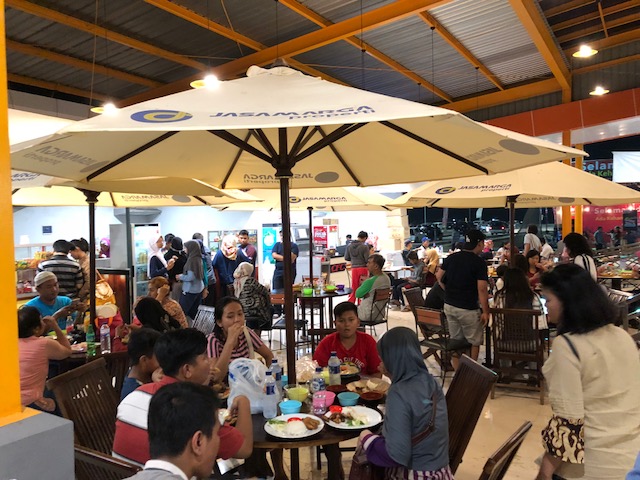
264;413;325;439
324;406;383;430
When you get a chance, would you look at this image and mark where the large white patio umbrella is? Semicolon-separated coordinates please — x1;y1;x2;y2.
389;161;640;251
11;65;586;381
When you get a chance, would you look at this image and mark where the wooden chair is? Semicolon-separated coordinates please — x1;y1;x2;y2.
477;422;533;480
191;305;216;335
74;444;141;480
417;307;471;384
489;307;545;404
101;351;130;398
46;357;119;454
446;354;498;474
403;286;424;334
360;287;391;335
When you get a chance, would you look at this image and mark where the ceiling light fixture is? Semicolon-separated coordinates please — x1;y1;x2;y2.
90;102;118;115
190;74;220;89
573;45;598;58
589;86;609;96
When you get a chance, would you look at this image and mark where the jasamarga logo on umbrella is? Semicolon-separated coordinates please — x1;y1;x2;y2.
243;171;340;185
289;196;349;203
131;110;193;123
210;105;375;121
458;184;512;192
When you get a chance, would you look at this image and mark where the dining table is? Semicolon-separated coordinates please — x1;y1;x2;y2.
273;287;353;350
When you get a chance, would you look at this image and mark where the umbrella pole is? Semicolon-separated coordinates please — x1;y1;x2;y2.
279;177;296;383
308;207;313;285
81;190;100;325
508;196;516;266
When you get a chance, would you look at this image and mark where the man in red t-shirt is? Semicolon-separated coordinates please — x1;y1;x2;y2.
113;329;253;466
314;301;382;377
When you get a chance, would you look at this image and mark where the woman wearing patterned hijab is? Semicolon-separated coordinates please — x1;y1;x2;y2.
233;262;272;335
358;327;452;479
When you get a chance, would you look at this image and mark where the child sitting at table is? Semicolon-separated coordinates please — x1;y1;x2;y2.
120;328;162;401
313;301;382;377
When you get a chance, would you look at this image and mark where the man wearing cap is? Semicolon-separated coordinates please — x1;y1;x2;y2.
26;271;80;330
37;239;83;299
416;236;431;261
436;229;489;368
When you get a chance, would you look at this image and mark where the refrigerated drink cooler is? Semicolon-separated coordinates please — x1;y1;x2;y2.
110;223;160;298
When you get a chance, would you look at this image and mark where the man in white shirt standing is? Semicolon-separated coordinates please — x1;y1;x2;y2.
124;382;221;480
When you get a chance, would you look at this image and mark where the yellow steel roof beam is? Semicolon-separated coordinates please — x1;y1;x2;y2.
509;0;571;91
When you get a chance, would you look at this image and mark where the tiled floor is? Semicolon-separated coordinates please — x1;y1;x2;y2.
265;301;553;479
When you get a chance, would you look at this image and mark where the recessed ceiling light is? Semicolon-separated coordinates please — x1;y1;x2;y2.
190;74;220;89
90;102;118;115
573;45;598;58
590;86;609;96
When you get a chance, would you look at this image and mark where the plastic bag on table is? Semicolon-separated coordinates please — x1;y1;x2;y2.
296;355;319;384
228;357;267;414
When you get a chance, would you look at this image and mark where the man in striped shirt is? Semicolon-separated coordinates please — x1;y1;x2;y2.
37;239;83;299
113;329;253;467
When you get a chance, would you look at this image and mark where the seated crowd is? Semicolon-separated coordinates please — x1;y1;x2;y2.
15;227;640;480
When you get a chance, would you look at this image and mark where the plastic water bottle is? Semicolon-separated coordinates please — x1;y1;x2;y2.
328;351;341;386
271;359;282;400
311;366;326;393
86;324;96;357
100;323;111;354
263;370;278;419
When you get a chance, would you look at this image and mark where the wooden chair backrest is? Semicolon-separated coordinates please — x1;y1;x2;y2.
46;357;118;454
416;307;443;328
74;444;141;480
477;422;533;480
490;307;542;354
403;287;424;315
191;305;216;335
446;355;498;474
270;293;285;305
373;287;391;302
101;351;130;398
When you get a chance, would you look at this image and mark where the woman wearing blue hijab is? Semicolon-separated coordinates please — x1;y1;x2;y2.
358;327;452;479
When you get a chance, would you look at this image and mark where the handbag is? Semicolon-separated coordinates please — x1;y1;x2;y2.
95;270;116;306
349;393;438;480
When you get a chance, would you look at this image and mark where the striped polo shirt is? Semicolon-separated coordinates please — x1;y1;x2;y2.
37;254;83;298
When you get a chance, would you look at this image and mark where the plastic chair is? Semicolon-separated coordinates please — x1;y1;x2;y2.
446;354;498;474
477;421;532;480
46;357;119;454
74;444;141;480
489;307;545;404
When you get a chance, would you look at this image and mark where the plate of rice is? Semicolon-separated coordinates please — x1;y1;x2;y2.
264;414;324;439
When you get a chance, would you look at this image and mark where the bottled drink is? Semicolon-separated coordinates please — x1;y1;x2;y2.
100;323;111;354
263;370;278;419
86;324;96;357
328;351;341;386
271;359;282;399
311;366;326;393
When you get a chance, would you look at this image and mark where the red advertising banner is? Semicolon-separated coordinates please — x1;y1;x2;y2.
313;226;328;248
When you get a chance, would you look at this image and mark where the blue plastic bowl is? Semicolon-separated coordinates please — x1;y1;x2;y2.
279;400;302;414
337;391;360;407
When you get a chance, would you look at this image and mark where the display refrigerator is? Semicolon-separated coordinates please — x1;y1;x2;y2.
110;223;160;298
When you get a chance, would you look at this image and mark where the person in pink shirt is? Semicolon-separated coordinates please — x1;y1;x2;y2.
314;301;382;377
18;306;72;414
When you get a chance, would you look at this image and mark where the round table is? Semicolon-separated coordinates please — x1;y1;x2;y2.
252;412;360;480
